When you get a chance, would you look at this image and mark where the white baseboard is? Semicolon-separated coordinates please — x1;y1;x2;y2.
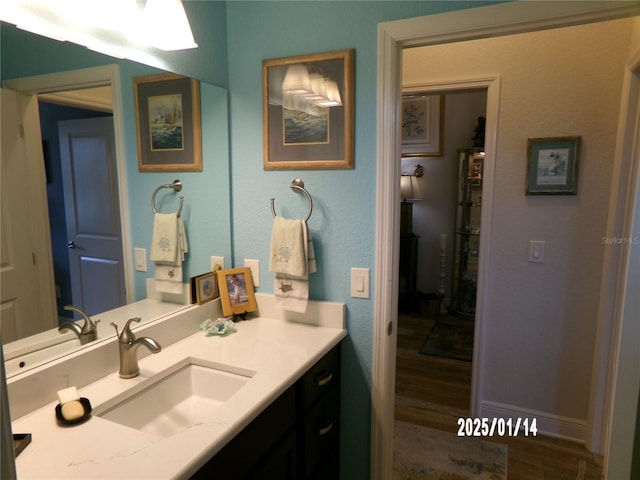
479;400;586;444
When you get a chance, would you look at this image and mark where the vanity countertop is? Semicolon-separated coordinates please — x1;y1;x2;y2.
12;313;346;479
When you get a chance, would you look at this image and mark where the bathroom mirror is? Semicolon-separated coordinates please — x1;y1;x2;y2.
1;22;232;377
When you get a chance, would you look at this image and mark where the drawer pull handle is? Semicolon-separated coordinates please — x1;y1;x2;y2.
318;420;334;436
316;371;333;387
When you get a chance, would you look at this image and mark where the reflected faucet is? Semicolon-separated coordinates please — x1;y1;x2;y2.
111;318;161;378
58;305;100;345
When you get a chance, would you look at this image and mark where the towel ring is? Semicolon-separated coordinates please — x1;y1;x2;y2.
270;179;313;222
152;179;184;216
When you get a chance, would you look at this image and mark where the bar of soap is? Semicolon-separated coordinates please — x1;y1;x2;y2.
61;400;85;421
57;386;80;405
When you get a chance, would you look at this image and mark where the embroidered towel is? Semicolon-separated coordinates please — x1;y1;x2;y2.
269;216;307;277
150;213;179;263
270;218;316;313
150;213;188;293
154;265;184;294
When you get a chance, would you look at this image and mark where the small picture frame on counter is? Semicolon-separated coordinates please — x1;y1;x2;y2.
216;267;257;317
191;272;219;305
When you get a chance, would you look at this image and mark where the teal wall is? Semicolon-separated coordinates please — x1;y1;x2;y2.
2;2;502;477
224;2;496;477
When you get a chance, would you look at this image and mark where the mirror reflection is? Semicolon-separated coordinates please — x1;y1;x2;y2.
1;22;232;377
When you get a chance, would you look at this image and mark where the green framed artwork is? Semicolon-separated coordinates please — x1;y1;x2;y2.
526;136;581;195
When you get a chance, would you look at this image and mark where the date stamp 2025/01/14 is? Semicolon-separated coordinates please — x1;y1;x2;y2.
457;417;537;437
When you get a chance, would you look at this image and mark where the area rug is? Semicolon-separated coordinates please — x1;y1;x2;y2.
393;421;508;480
419;322;474;361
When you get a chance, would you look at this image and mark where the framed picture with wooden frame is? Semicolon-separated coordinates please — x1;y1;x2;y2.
262;49;354;170
190;272;218;305
134;73;202;172
217;267;257;316
401;93;444;157
526;136;581;195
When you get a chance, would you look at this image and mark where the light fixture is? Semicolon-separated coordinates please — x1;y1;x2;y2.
142;0;198;51
400;173;422;236
316;79;342;107
282;64;312;94
400;174;422;202
303;73;329;102
1;0;198;59
281;64;343;108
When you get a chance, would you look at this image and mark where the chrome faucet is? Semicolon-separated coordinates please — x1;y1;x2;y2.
58;305;100;345
110;318;161;378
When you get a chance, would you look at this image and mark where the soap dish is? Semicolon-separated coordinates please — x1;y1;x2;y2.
55;397;92;426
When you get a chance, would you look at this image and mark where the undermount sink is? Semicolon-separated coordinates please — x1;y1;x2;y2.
94;358;255;437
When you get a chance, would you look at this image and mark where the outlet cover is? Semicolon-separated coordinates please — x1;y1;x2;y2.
211;256;225;271
244;259;260;287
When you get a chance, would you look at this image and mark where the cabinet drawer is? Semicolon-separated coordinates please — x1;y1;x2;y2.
303;385;340;476
300;344;340;411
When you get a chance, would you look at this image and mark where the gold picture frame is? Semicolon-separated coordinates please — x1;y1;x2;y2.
217;267;257;316
134;73;202;172
262;49;354;170
190;272;218;305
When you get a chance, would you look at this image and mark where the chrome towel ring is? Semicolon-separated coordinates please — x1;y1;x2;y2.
152;179;184;216
270;179;313;222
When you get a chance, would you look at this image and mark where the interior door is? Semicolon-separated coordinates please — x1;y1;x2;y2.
0;88;54;342
58;117;126;315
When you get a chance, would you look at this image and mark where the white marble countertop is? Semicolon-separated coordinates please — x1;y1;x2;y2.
11;303;346;479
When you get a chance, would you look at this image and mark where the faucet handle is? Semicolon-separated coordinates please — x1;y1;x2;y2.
111;318;141;343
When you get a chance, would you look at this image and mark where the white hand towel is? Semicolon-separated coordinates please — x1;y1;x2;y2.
272;221;316;313
150;213;179;263
269;217;307;277
154;265;184;294
151;213;188;293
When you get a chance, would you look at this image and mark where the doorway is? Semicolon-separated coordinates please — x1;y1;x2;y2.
3;65;134;334
371;3;640;479
394;87;488;468
38;98;125;321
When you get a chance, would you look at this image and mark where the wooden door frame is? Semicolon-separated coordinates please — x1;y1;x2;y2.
371;2;640;478
597;50;640;479
3;65;134;308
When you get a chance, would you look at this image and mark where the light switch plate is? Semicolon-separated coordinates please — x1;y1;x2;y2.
244;259;260;287
351;268;370;298
135;248;147;272
528;240;545;263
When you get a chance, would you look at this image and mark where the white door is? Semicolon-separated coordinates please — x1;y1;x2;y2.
58;117;126;315
1;89;55;342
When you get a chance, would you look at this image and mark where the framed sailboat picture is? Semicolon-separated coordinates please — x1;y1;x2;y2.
262;49;354;169
134;73;202;171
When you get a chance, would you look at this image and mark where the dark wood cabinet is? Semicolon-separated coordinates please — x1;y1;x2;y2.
399;234;419;311
193;344;341;479
298;346;341;478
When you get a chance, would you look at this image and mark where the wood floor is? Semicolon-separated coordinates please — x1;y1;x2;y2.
394;311;604;479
